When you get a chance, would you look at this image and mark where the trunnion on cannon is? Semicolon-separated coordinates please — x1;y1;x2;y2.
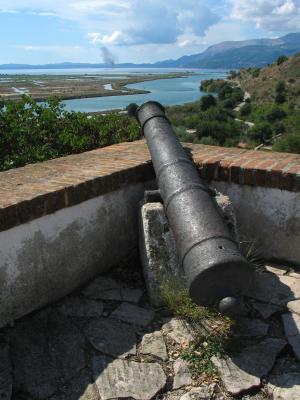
136;101;252;309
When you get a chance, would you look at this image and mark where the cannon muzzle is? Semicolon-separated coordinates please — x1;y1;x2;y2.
136;101;253;308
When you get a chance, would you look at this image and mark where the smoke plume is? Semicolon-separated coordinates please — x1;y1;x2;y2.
101;47;117;67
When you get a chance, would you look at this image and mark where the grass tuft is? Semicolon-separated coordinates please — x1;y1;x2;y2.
181;335;228;376
160;277;213;323
160;276;234;378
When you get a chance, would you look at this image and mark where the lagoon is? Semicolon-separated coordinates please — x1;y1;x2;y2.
63;70;227;112
1;68;227;112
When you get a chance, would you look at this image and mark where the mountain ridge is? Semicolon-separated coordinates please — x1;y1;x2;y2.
1;32;300;70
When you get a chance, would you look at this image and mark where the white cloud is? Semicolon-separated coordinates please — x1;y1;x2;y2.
88;31;131;45
0;1;133;20
0;0;222;46
0;8;19;13
274;0;296;14
26;11;57;17
231;0;300;32
177;35;207;47
177;3;220;36
16;45;81;52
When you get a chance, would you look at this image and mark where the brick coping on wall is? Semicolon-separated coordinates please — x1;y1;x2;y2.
1;140;300;232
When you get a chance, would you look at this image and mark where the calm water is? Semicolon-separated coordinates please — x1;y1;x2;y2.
0;68;227;112
62;70;227;112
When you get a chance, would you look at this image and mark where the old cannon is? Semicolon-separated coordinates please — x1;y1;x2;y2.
136;101;252;310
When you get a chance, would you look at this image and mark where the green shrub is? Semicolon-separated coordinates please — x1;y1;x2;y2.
174;126;197;143
265;107;287;122
277;55;288;65
252;68;260;78
196;117;241;146
222;98;236;108
248;122;273;143
200;95;216;111
275;93;286;104
240;103;251;116
273;122;286;134
199;136;219;146
274;81;287;104
276;81;286;93
0;96;140;171
200;79;227;93
125;102;139;117
273;132;300;153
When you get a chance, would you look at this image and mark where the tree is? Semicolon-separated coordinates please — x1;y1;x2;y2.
248;122;273;143
273;132;300;153
0;96;140;171
265;107;286;122
218;84;233;100
125;103;139;117
273;122;286;134
240;103;251;116
200;95;216;111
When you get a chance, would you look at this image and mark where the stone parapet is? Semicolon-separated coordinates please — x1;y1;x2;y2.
1;140;300;232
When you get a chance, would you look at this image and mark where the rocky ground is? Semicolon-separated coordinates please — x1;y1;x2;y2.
0;251;300;400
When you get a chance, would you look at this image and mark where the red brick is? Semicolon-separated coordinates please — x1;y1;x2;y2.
0;205;17;231
228;159;246;184
279;173;295;191
255;168;267;187
0;141;300;232
218;160;231;182
241;160;260;186
205;161;219;181
268;170;283;189
281;164;300;175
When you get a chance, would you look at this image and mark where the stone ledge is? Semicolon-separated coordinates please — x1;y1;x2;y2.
0;141;153;232
191;144;300;191
1;140;300;232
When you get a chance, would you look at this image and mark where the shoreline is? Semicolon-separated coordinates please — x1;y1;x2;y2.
0;72;192;102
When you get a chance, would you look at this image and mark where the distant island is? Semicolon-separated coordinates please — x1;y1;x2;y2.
1;33;300;70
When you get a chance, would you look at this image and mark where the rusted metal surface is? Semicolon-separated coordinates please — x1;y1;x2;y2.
136;101;252;307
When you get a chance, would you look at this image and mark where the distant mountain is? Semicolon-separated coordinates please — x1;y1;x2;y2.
1;32;300;70
153;32;300;69
0;61;142;70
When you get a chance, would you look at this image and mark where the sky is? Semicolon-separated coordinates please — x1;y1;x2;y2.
0;0;299;64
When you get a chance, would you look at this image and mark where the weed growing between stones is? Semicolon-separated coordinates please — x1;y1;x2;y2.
160;278;212;323
181;335;228;377
160;277;234;381
240;240;265;272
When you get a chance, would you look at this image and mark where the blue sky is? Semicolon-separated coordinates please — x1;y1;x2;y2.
0;0;299;64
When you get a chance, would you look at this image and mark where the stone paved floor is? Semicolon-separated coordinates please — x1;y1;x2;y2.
1;252;300;400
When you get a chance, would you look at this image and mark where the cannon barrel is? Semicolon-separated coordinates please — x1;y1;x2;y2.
136;101;252;307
